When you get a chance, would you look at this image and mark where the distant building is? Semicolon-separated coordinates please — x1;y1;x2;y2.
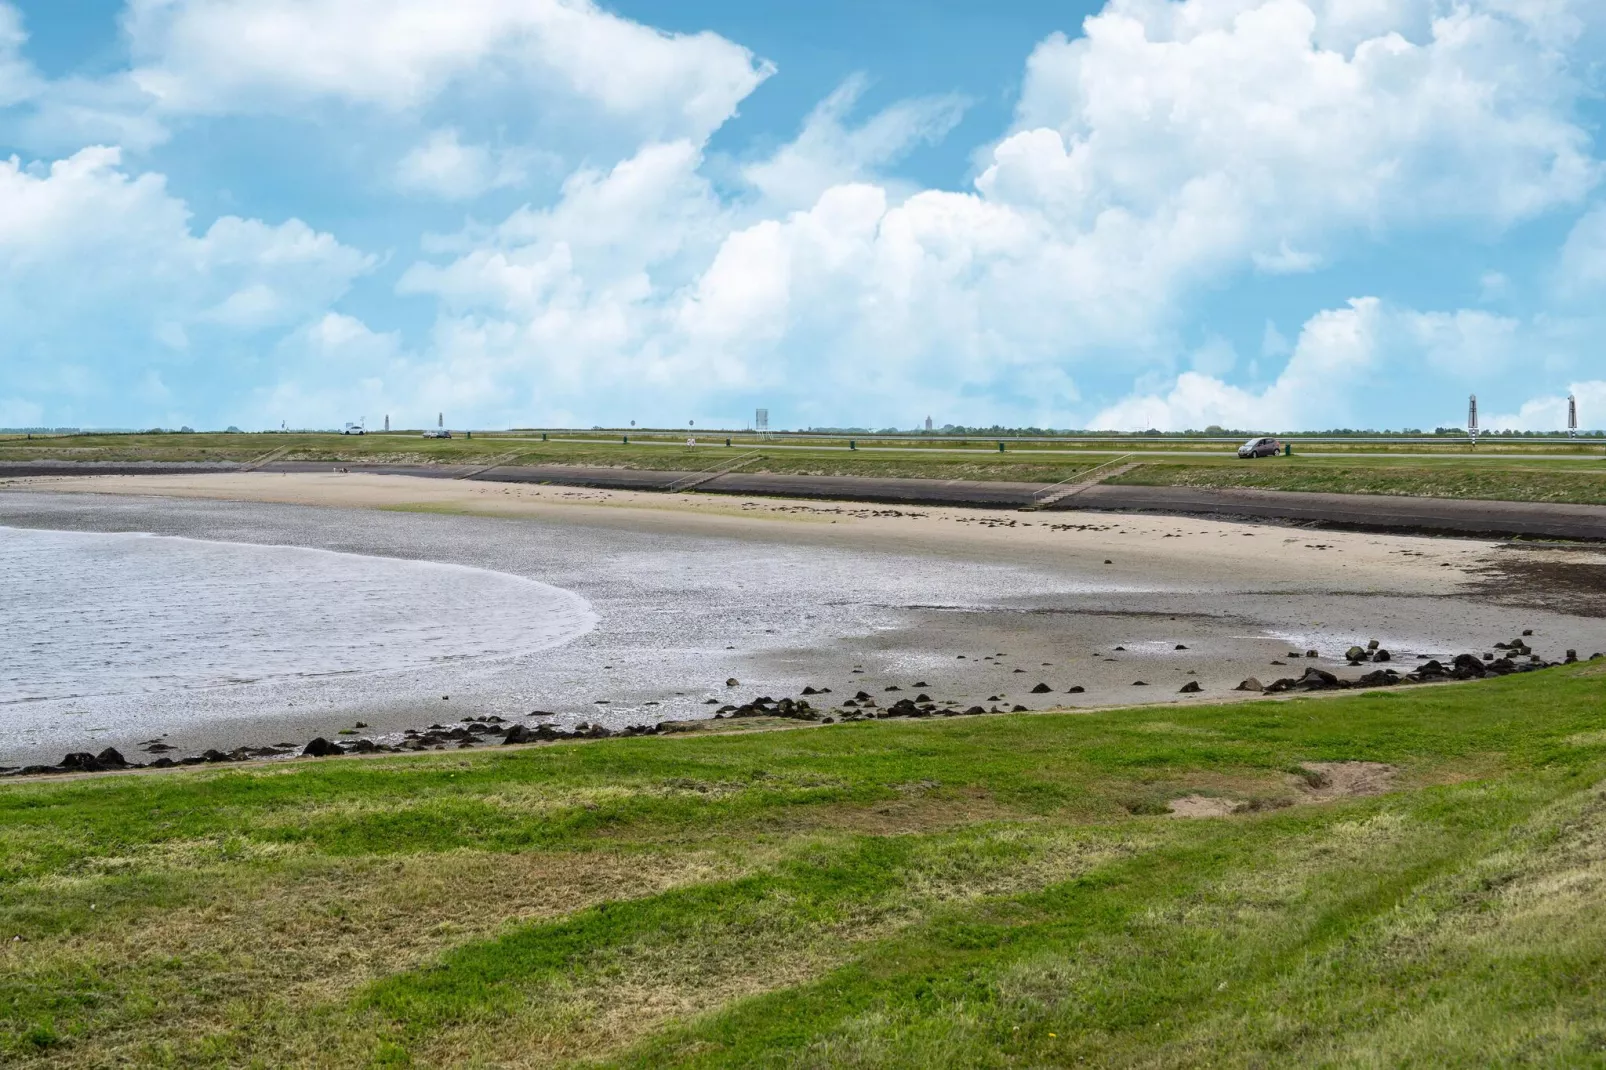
925;416;933;431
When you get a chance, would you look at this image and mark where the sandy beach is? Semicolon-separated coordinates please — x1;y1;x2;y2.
4;471;1604;765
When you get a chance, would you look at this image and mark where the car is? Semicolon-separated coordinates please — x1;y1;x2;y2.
1237;436;1281;458
342;423;365;435
422;429;452;439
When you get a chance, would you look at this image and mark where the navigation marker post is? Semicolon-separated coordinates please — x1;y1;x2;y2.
1468;395;1478;447
1569;394;1578;439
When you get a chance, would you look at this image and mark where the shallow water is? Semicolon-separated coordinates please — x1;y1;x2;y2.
5;491;1606;767
1;526;595;744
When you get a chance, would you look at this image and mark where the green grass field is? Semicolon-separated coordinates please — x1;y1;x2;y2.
5;430;1606;503
6;666;1606;1067
1110;459;1606;506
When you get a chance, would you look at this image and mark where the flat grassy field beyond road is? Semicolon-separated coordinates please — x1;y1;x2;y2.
6;667;1606;1066
1111;459;1606;506
7;431;1606;504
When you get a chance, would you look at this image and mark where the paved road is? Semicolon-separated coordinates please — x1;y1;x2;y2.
5;460;1604;540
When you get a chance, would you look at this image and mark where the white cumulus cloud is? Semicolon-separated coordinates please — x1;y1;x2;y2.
124;0;772;142
0;147;374;422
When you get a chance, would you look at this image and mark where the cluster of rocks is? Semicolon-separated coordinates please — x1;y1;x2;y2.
14;634;1604;779
688;683;1047;725
0;712;667;778
0;742;300;777
1235;638;1601;695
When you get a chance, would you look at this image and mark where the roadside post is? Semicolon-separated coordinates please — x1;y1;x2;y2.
622;435;628;444
1284;443;1291;457
998;441;1006;453
849;440;856;450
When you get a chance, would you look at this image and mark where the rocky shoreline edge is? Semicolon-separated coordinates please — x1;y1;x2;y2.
5;639;1599;780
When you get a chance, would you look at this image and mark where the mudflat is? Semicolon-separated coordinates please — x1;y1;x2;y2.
4;472;1604;767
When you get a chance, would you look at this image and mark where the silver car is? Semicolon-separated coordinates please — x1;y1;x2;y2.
1237;436;1281;458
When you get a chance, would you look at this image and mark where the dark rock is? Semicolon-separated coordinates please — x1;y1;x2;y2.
855;691;871;701
1175;644;1188;650
726;678;739;687
801;686;819;695
915;693;932;703
95;748;129;767
884;685;901;691
1030;683;1053;694
1132;680;1148;686
59;752;105;773
1235;678;1264;692
1298;667;1342;689
200;749;232;763
1012;704;1029;712
1522;629;1533;636
1356;669;1400;687
1373;649;1391;663
1066;685;1085;694
1451;653;1486;676
301;737;344;757
347;739;380;754
1305;650;1318;658
1346;646;1367;662
965;706;986;715
1179;681;1202;693
1567;649;1579;663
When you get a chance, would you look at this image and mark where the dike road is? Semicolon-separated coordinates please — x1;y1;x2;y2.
4;459;1605;541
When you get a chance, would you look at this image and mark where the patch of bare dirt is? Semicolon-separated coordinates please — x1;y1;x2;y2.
1295;761;1397;799
1469;546;1606;618
1167;794;1243;818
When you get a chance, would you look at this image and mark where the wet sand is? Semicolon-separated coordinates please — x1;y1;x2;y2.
4;472;1605;765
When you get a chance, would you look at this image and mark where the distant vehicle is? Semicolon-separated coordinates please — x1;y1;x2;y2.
342;423;365;435
1237;436;1281;458
422;429;452;439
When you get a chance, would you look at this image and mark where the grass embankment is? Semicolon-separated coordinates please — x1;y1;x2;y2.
8;431;1606;500
1113;458;1606;506
6;667;1606;1066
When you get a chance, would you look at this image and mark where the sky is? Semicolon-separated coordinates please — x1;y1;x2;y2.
1;0;1604;433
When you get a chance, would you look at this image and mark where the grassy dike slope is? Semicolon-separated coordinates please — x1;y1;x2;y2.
5;668;1606;1066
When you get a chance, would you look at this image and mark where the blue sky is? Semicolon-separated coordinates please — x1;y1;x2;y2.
1;0;1604;432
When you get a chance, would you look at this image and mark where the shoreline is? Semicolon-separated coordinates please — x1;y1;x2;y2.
5;473;1606;768
5;458;1606;539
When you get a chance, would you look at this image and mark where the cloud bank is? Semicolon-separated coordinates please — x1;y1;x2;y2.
0;0;1602;430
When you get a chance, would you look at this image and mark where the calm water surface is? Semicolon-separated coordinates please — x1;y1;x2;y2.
1;525;596;708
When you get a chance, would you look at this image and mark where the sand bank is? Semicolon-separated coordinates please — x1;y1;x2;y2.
3;473;1602;765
